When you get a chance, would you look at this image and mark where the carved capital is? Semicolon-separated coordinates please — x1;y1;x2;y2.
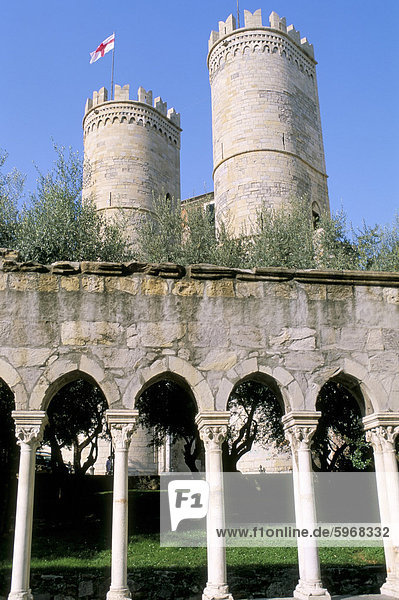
106;409;139;451
366;426;399;453
285;425;317;452
110;422;136;451
199;424;228;451
12;411;48;450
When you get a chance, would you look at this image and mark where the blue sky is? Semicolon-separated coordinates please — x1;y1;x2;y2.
1;0;398;229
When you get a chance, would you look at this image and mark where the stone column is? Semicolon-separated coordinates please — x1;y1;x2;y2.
282;412;330;600
8;411;48;600
364;413;399;598
106;410;139;600
196;412;233;600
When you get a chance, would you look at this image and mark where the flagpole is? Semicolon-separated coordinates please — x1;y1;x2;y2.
237;0;240;28
111;32;115;100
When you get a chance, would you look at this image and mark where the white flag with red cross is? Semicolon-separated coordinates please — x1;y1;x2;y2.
90;34;115;64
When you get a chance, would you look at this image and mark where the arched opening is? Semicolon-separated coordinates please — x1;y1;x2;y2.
312;201;321;229
0;379;16;537
43;376;109;477
224;377;287;473
312;376;372;472
136;375;201;473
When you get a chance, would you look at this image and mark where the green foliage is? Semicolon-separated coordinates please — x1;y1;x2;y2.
312;382;372;472
136;378;285;473
356;217;399;271
15;145;128;263
44;379;109;476
0;151;23;248
134;195;247;267
249;198;315;268
224;381;286;472
136;380;202;472
135;194;399;272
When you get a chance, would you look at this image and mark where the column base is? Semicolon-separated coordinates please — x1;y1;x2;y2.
381;578;399;598
202;583;233;600
293;580;331;600
8;592;33;600
106;588;131;600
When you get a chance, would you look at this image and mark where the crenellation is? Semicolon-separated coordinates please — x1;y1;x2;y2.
114;83;130;101
167;107;180;127
300;37;314;59
218;14;236;37
269;11;286;33
154;96;167;116
137;86;153;105
243;8;263;28
208;30;220;51
287;24;301;44
85;97;93;113
96;86;108;104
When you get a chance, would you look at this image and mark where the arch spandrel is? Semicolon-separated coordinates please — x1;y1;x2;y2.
122;356;214;412
29;355;120;410
0;358;28;409
307;359;386;416
215;358;303;413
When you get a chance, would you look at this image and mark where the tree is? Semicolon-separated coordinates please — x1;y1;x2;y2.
137;379;286;473
0;380;17;536
43;379;110;476
311;381;372;472
15;145;129;263
136;380;202;472
0;150;23;248
223;381;286;472
134;193;247;267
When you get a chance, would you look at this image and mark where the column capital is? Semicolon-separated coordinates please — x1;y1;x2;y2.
363;414;399;453
282;411;321;451
363;413;399;431
12;410;48;449
106;409;139;451
282;411;321;430
196;411;230;450
365;426;399;453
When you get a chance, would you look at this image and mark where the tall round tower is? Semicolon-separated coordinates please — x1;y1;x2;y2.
208;9;329;235
82;84;181;241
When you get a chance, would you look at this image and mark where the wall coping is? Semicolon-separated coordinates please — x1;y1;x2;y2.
0;256;398;287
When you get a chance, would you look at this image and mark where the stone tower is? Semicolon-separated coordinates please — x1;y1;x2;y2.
82;84;181;241
208;9;329;235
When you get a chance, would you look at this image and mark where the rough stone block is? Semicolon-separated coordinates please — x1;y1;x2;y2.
172;280;204;296
141;278;168;296
140;322;185;347
206;280;235;297
61;276;80;291
37;274;58;292
81;275;105;293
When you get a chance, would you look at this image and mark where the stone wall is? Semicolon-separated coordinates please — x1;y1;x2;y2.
0;565;387;600
0;260;398;418
208;9;329;235
82;85;181;243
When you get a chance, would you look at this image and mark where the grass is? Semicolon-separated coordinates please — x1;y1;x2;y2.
0;527;385;572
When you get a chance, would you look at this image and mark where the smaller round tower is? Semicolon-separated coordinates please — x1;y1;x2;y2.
82;84;181;241
208;9;329;235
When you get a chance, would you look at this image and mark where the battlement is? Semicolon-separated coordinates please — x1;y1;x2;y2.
208;8;314;59
84;84;180;126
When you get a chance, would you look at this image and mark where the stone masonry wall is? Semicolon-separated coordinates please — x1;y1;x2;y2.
82;85;181;243
0;260;398;420
208;10;329;235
